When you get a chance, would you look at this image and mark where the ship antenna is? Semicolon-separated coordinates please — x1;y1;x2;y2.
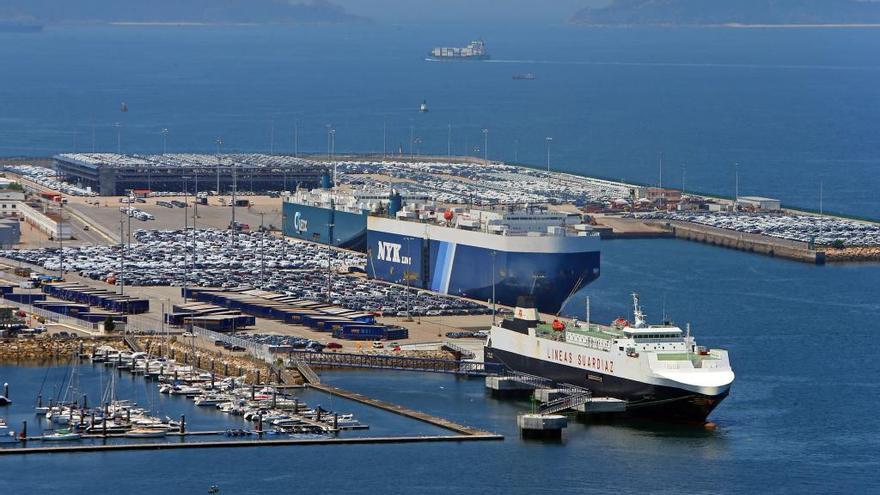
686;323;691;356
632;292;646;328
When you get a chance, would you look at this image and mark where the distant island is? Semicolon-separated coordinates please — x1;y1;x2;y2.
0;0;364;25
570;0;880;26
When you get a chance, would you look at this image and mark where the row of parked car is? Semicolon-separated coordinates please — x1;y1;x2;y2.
0;228;491;318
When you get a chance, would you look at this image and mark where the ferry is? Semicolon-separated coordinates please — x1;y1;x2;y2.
283;188;601;313
426;40;489;61
484;294;734;421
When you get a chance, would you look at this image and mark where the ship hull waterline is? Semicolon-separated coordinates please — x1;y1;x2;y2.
485;346;728;423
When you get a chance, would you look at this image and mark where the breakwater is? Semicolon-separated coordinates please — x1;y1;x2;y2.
659;221;826;264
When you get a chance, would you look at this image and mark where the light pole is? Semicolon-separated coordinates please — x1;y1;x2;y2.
447;124;452;157
260;213;266;288
118;213;125;295
126;190;133;258
326;124;333;160
181;176;191;303
114;122;122;154
383;118;387;157
482;128;489;161
215;137;223;194
414;137;423;157
330;129;337;185
409;124;415;160
230;164;237;249
161;128;169;155
326;222;335;303
58;200;64;279
545;136;553;186
514;139;519;162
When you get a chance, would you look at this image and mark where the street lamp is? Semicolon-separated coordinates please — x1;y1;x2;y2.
181;176;191;303
330;129;337;185
161;128;169;155
215;137;223;194
326;124;333;160
545;136;553;186
447;124;452;157
114;122;122;154
482;128;489;161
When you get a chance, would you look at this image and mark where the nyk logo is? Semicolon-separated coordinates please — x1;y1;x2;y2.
376;241;411;265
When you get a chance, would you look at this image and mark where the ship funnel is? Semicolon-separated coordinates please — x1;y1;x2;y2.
388;190;403;217
321;170;333;189
513;296;539;322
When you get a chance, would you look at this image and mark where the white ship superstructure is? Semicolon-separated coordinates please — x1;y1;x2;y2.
485;294;734;421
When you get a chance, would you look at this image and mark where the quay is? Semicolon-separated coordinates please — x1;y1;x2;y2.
308;382;495;437
660;221;826;264
0;433;503;456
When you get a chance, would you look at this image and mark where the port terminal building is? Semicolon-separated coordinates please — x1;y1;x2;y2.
53;153;328;196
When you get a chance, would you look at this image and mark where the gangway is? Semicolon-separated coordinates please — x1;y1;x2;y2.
539;390;592;415
441;341;476;360
292;357;321;385
286;350;503;376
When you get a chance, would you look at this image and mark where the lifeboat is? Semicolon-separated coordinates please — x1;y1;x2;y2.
551;319;566;332
612;317;630;329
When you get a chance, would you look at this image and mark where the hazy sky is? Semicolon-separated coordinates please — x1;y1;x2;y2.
333;0;605;23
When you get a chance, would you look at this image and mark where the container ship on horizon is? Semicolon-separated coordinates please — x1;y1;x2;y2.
282;187;600;313
426;40;490;61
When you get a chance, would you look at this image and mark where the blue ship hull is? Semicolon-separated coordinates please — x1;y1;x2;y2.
282;202;601;313
282;202;367;251
366;229;600;314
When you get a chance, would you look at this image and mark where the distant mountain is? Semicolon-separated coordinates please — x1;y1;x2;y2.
0;0;364;25
570;0;880;26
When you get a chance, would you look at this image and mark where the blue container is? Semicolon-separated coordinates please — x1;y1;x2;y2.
4;293;46;304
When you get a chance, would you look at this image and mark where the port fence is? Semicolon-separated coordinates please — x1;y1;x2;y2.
15;301;101;333
189;325;275;365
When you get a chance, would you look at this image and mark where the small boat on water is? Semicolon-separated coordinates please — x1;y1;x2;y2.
41;429;82;442
125;428;167;438
0;419;17;444
0;395;10;407
513;73;536;80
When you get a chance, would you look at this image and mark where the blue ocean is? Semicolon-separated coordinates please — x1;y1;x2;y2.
1;23;878;218
1;23;879;493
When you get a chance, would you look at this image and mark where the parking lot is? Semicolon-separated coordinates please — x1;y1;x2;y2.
336;159;633;206
636;211;880;247
0;228;492;318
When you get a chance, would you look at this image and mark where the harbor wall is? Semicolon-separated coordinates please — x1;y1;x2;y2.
662;222;825;265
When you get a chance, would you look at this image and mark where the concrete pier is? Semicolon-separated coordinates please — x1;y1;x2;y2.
517;413;567;439
0;434;503;456
309;382;496;437
485;376;535;398
576;397;627;415
662;221;825;264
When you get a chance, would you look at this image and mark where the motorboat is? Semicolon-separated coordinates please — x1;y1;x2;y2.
125;428;167;438
41;429;82;441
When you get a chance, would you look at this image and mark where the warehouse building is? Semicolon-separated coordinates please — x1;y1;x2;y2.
736;196;782;211
53;153;328;196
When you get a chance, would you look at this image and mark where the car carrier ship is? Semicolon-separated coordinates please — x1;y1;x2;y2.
484;294;734;421
282;187;600;313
